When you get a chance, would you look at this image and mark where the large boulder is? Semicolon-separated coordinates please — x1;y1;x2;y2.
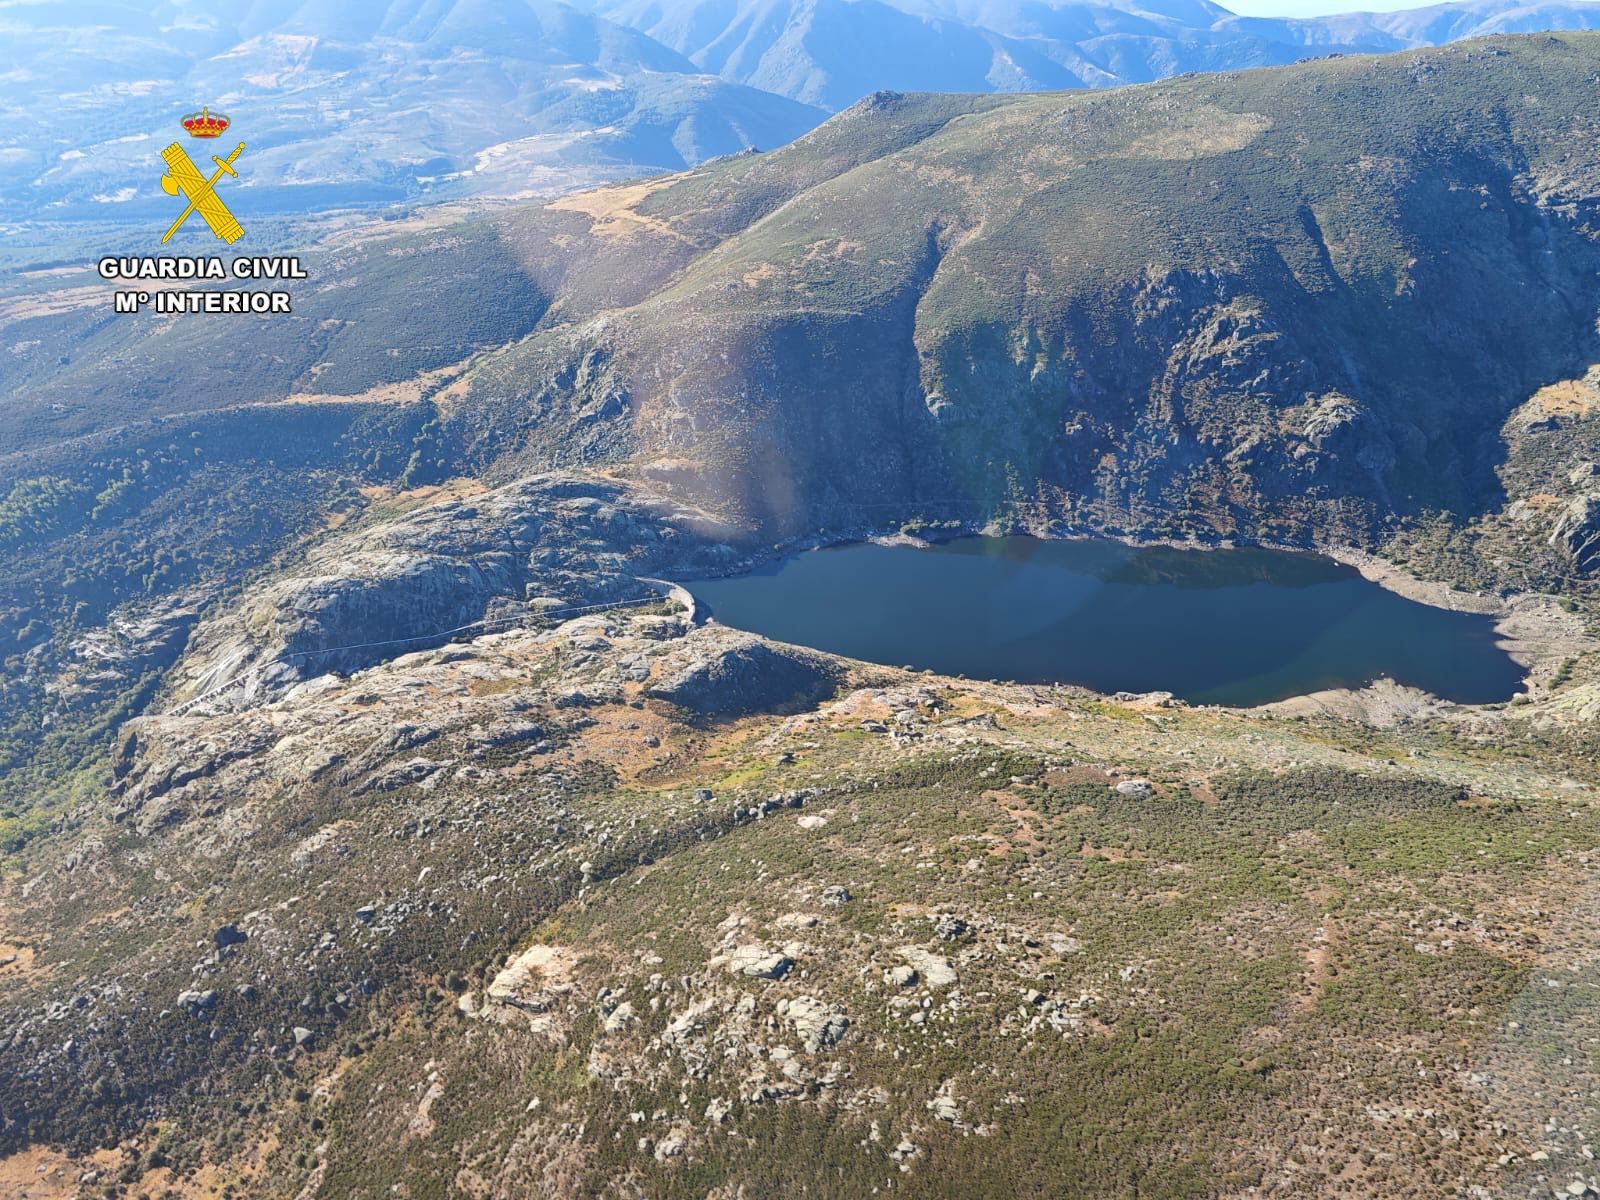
719;944;792;980
897;947;958;989
780;996;849;1053
646;633;836;718
486;944;576;1014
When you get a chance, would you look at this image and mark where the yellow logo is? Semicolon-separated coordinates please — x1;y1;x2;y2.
159;112;246;244
103;109;301;317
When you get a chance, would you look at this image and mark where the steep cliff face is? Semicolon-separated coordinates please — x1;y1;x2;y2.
1552;493;1600;571
19;41;1600;555
436;37;1600;541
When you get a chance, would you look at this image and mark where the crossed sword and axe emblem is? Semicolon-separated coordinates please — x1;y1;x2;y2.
159;140;247;244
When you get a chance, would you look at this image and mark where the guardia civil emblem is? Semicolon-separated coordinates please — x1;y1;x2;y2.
159;108;246;244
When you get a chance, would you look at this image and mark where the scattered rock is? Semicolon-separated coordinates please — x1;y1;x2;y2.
177;989;218;1013
293;1026;316;1048
897;947;958;989
928;1084;961;1123
820;885;852;907
780;995;850;1052
723;944;792;980
603;1001;637;1035
1115;779;1155;799
933;916;968;941
212;923;248;950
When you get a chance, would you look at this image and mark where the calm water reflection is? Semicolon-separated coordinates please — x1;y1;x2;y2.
686;537;1523;706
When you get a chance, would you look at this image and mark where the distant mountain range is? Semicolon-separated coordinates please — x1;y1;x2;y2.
4;0;1600;224
0;0;826;223
579;0;1600;106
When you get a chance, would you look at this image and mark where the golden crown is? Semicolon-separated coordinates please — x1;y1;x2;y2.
181;107;230;138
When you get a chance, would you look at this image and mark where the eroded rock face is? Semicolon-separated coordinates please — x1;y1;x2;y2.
488;945;576;1012
166;474;754;710
1297;394;1399;478
112;721;281;832
1550;494;1600;573
50;585;217;707
107;606;869;836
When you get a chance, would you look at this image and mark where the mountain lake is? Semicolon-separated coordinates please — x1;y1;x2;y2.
684;536;1525;706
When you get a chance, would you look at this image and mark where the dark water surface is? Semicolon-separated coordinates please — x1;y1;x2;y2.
686;537;1523;706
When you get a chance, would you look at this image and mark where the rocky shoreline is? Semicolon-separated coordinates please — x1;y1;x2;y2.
1326;546;1596;697
151;464;1596;731
719;520;1597;720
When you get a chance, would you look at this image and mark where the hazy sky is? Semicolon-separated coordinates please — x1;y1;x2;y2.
1223;0;1445;13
